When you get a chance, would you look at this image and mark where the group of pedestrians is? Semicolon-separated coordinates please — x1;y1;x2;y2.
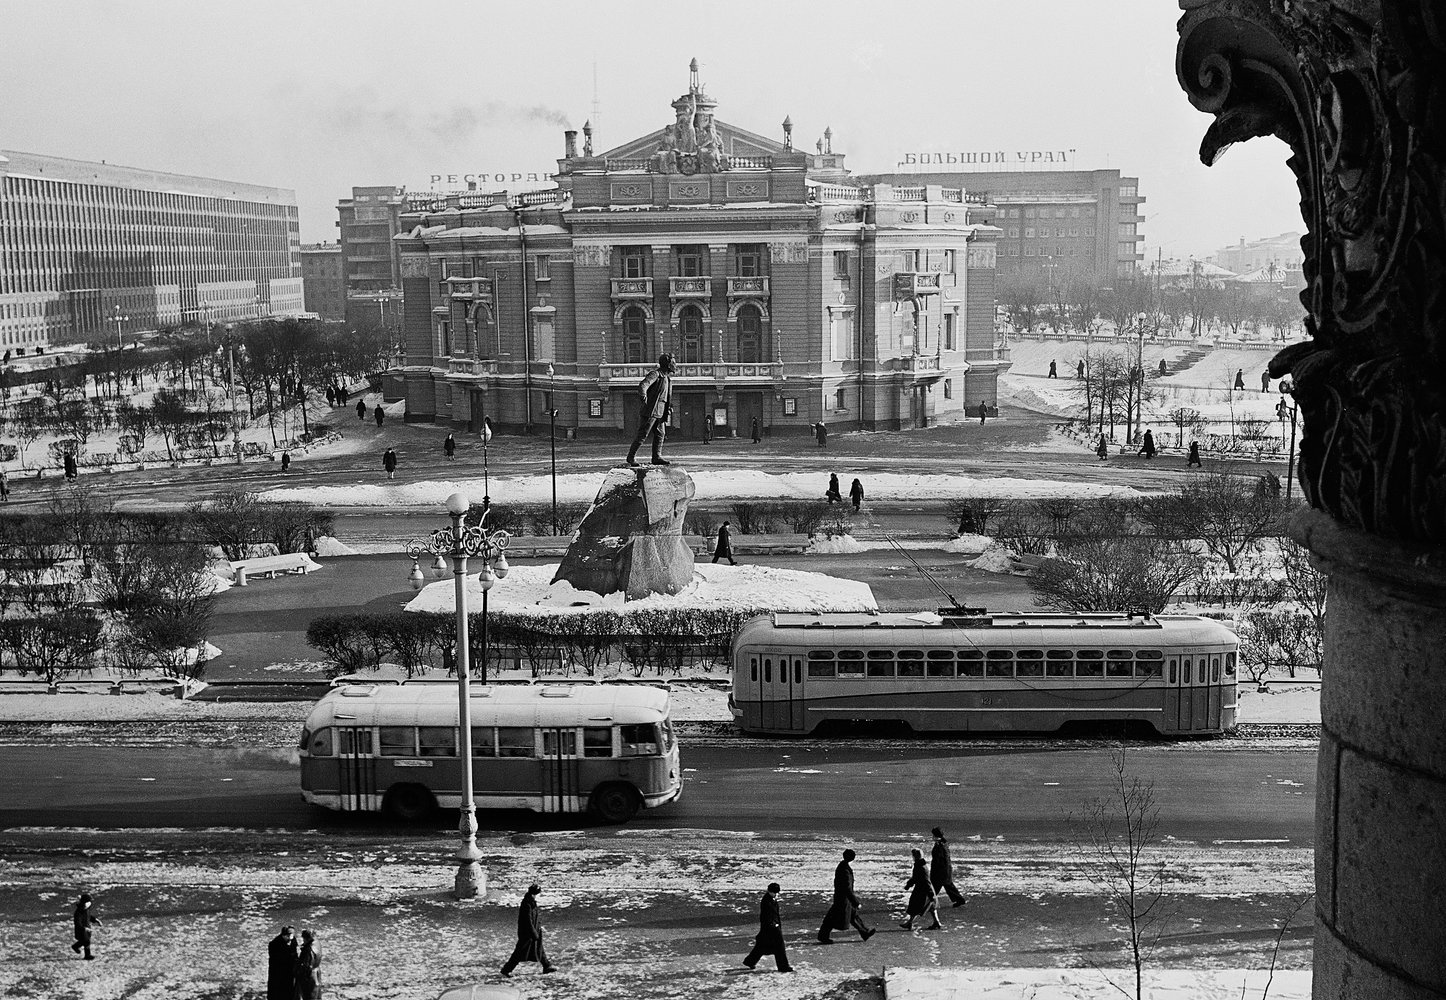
267;926;323;999
823;472;865;511
746;827;968;974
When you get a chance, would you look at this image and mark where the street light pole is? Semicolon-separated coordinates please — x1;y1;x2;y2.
548;407;559;534
406;492;511;899
1280;379;1299;500
111;306;128;399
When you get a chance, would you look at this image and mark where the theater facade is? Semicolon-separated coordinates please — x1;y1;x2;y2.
389;64;1008;439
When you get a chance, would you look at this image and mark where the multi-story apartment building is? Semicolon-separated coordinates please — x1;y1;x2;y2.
857;167;1145;281
389;64;1008;439
335;185;405;333
1211;232;1304;278
298;242;345;320
0;150;302;352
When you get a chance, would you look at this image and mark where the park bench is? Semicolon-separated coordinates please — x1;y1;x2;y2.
229;552;322;585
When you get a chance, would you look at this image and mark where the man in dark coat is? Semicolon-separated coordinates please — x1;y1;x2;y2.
825;473;842;504
374;404;385;427
444;432;456;460
1138;429;1156;459
267;926;298;999
712;521;736;565
356;399;366;421
382;448;397;480
977;402;989;425
1048;360;1057;378
702;418;712;445
1187;440;1202;467
742;882;792;972
280;451;291;473
63;451;78;482
295;929;321;1000
849;478;864;512
1077;359;1086;379
1234;368;1246;390
1260;369;1271;392
325;386;335;407
815;421;828;448
1159;358;1168;376
930;827;967;907
626;354;675;467
71;892;100;959
751;416;760;443
818;849;875;944
501;883;555;977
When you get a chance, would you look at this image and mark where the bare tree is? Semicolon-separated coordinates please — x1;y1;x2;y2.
1138;468;1288;574
945;497;1014;535
1167;406;1203;449
1068;748;1175;1000
1277;539;1326;674
1029;532;1202;614
998;273;1045;337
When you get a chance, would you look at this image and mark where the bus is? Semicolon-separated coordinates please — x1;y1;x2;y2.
299;682;682;823
732;609;1239;737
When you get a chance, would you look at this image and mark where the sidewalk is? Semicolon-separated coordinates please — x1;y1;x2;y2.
884;968;1310;999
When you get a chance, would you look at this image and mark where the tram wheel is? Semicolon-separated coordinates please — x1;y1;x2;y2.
383;783;436;822
589;783;641;824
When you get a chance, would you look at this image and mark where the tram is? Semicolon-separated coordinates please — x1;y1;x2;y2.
731;609;1238;737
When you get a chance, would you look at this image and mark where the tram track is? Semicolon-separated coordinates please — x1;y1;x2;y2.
0;719;1319;750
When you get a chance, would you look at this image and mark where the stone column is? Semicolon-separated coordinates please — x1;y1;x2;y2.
1178;2;1446;996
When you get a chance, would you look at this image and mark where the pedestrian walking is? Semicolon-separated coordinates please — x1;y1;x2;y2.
267;926;299;1000
501;884;555;977
1077;359;1086;379
280;451;291;473
1158;358;1168;376
382;448;397;480
295;929;322;1000
1260;369;1271;392
71;892;100;959
324;386;335;407
625;354;675;467
1048;359;1057;378
1187;440;1202;467
825;473;842;504
929;827;967;907
712;521;736;565
751;416;760;443
1138;429;1156;459
742;882;793;973
374;404;385;428
1234;368;1246;391
0;468;9;502
815;420;828;448
337;385;348;406
818;849;875;944
977;402;988;425
356;399;366;421
63;451;78;482
1096;434;1109;461
849;477;864;512
444;432;456;460
703;418;712;445
900;848;941;930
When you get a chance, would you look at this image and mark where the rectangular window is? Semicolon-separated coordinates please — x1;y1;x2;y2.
834;387;847;411
533;315;555;362
944;312;956;351
471;727;497;757
832;250;849;280
901;250;919;272
1024;208;1035;218
831;312;852;360
1106;649;1135;678
1008;227;1020;238
497;727;535;758
379;726;414;757
534;255;551;280
943;378;952;399
808;660;837;677
1046;649;1074;677
896;649;926;678
1015;649;1045;677
943;249;956;273
621;723;661;757
985;649;1014;677
1024;227;1036;238
737;244;763;277
1225;652;1237;677
1085;227;1095;237
542;729;576;756
676;246;705;276
583;727;613;758
339;729;372;755
1076;649;1105;678
1024;248;1035;256
418;726;457;757
622;248;647;278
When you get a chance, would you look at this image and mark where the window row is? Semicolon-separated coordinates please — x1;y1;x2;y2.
1006;207;1096;219
1013;228;1093;239
751;649;1236;682
302;723;669;760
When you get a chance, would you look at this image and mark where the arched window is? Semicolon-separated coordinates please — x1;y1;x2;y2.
736;304;762;363
622;305;646;363
678;304;704;363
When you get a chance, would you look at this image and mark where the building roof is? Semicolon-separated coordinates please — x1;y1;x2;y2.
0;149;297;204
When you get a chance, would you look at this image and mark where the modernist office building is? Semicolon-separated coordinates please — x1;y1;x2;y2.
0;150;302;352
857;167;1145;280
390;64;1008;440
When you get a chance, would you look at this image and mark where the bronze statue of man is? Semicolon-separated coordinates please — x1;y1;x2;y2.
626;354;676;467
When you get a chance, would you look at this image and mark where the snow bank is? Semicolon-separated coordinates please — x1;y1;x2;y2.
942;533;992;555
0;691;313;722
403;563;877;616
806;533;867;554
313;535;359;557
969;542;1023;574
885;968;1309;1000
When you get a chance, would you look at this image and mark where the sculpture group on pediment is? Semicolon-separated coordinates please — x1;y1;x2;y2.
651;88;729;174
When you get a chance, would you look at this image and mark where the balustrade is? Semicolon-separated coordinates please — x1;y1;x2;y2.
668;276;712;298
609;277;653;299
725;276;770;297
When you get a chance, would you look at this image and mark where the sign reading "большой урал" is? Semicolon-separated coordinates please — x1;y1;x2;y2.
896;149;1077;168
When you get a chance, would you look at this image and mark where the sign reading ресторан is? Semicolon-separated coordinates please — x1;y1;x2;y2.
896;149;1077;168
426;171;553;187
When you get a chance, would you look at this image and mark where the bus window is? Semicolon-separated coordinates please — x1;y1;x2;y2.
543;729;577;756
1225;652;1237;677
339;729;371;755
307;727;334;757
958;649;984;676
379;726;414;757
1211;656;1221;682
582;727;612;758
497;727;535;758
621;723;660;756
764;659;771;683
1076;649;1104;678
1136;649;1164;678
471;727;497;757
418;727;457;757
661;718;675;752
1046;650;1073;677
1106;650;1134;678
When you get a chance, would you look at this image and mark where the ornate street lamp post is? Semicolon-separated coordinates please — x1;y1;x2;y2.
405;491;511;899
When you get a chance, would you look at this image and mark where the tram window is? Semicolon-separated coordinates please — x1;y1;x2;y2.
750;658;758;682
1137;649;1164;661
867;660;895;677
839;650;865;660
897;660;925;677
898;649;925;659
958;650;984;676
1046;659;1073;677
926;660;955;677
808;650;835;660
1168;661;1178;683
764;659;772;683
1197;661;1206;683
1076;659;1104;678
1225;652;1237;676
1016;659;1045;677
986;654;1014;678
339;729;371;755
621;723;660;757
471;727;497;757
1211;656;1221;682
836;660;865;677
794;663;802;684
1077;649;1103;661
1018;649;1044;660
418;727;457;757
1137;660;1164;678
308;727;334;757
379;726;415;757
497;727;536;758
1180;658;1191;683
928;649;953;659
583;727;613;758
1106;651;1134;678
542;729;577;756
867;650;893;661
808;662;836;678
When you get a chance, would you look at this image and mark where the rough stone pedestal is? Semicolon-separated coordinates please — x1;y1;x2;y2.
551;466;696;600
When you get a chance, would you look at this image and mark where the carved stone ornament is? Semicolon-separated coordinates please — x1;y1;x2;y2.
768;241;808;265
400;255;431;279
1178;0;1446;544
966;245;997;270
572;245;611;268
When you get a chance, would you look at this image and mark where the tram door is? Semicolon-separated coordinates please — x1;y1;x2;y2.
1204;653;1223;730
1173;653;1198;732
336;727;376;812
540;727;582;813
760;654;803;732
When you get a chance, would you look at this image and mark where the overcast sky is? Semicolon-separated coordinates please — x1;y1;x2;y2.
1;0;1303;258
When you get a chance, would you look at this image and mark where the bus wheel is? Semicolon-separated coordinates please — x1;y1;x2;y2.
589;784;640;824
383;784;435;822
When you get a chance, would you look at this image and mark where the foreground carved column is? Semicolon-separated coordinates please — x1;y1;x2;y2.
1178;2;1446;996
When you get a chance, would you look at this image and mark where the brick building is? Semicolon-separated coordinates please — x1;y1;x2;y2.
335;185;405;333
0;150;301;352
390;63;1008;440
298;242;345;320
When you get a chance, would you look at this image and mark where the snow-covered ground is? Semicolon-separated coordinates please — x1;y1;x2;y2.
264;470;1142;509
885;967;1309;1000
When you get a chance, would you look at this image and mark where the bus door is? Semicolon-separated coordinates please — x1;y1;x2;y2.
336;727;376;812
761;654;802;732
540;727;582;813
